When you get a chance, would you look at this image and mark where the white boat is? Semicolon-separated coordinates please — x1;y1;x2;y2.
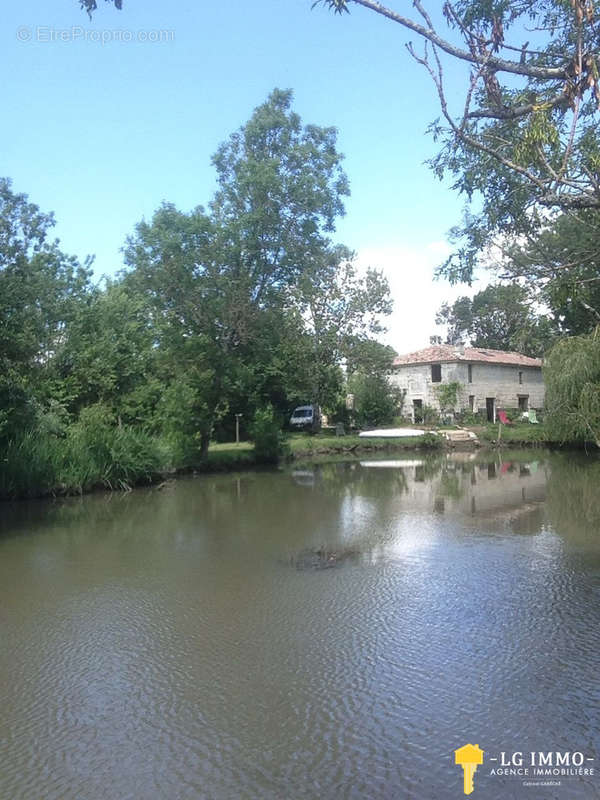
360;460;425;468
358;428;432;438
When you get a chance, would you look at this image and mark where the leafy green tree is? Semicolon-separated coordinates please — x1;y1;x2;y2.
347;371;403;428
296;246;391;411
316;0;600;282
125;90;352;456
544;328;600;446
0;178;91;441
503;211;600;336
344;338;397;376
55;281;160;426
436;283;554;356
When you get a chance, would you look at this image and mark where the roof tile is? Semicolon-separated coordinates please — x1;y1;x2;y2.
392;345;542;368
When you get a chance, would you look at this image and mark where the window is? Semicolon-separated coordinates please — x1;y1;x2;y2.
431;364;442;383
468;364;473;383
518;371;523;384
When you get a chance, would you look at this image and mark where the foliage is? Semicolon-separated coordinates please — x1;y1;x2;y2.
544;328;600;446
502;211;600;336
55;281;159;423
317;0;600;283
478;423;549;445
421;432;442;449
250;405;288;464
64;406;164;491
80;0;121;15
295;247;391;410
124;89;362;454
455;408;487;425
0;406;164;500
421;404;441;425
0;178;91;443
288;432;443;456
434;381;462;414
347;372;403;428
436;284;554;356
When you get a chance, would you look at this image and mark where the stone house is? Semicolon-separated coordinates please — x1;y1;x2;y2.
390;344;544;423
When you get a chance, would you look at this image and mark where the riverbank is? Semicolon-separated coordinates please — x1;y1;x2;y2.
193;433;442;472
0;431;443;501
1;423;589;501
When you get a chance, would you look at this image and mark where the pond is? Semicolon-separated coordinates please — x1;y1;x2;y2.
1;450;599;799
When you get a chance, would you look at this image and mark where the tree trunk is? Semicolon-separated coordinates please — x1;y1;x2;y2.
200;430;210;460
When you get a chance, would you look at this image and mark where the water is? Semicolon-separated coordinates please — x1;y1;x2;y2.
1;450;599;799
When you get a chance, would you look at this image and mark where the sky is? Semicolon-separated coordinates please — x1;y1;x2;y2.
3;0;485;353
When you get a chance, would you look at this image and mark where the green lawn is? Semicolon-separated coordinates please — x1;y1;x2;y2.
475;422;549;444
288;432;441;456
205;432;442;469
204;441;256;470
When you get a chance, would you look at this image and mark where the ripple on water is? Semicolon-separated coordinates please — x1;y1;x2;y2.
1;460;600;800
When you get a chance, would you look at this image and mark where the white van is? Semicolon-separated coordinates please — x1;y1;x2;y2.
289;405;320;430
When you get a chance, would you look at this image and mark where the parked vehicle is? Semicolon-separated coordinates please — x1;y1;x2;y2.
289;405;321;431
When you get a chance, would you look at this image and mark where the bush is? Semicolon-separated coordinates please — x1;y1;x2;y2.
251;405;288;464
545;329;600;446
455;409;486;425
421;432;442;449
347;373;404;428
421;405;441;425
0;431;60;499
64;405;164;490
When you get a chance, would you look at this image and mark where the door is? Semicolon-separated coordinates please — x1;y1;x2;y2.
413;399;423;424
485;397;495;422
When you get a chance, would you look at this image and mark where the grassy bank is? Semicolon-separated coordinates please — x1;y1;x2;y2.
288;432;441;458
6;423;585;502
0;429;445;501
474;423;551;446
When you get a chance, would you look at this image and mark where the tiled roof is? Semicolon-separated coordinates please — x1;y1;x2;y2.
393;344;542;368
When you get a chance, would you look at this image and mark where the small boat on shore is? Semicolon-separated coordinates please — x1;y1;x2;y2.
358;428;430;438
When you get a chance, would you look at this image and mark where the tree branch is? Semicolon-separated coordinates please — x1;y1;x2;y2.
348;0;568;79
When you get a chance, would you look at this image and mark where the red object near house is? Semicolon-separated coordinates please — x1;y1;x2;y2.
497;409;512;425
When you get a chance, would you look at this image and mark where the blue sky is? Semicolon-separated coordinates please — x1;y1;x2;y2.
3;0;483;351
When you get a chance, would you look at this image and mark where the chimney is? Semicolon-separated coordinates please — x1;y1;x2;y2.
454;342;465;357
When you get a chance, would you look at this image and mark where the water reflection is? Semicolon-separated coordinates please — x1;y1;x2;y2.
1;451;599;800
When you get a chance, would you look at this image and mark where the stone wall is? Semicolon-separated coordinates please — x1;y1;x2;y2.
391;361;545;421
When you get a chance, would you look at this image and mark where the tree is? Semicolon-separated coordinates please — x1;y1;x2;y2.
435;283;554;356
55;281;161;426
0;178;91;441
544;328;600;446
316;0;600;282
347;371;403;428
80;0;121;15
502;210;600;335
295;246;391;411
125;90;353;455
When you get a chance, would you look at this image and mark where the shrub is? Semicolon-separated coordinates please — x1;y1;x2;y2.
421;405;441;425
420;432;443;449
456;409;487;425
251;405;288;464
347;373;404;428
544;329;600;446
0;431;60;499
63;404;164;491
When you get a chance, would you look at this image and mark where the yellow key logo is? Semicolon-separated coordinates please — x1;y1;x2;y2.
454;743;484;795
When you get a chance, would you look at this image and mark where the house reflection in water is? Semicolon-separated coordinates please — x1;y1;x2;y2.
360;453;547;525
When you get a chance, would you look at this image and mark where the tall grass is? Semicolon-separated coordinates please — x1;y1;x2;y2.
0;420;165;500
